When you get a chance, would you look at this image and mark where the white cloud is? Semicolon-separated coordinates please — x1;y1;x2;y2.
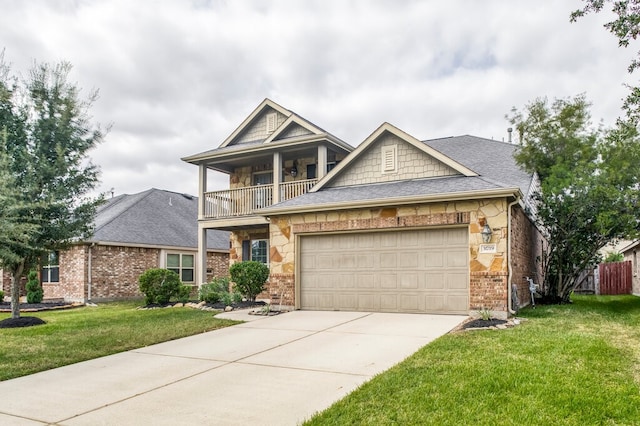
1;0;637;197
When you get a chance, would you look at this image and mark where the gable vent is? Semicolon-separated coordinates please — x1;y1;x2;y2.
266;112;278;133
381;145;397;173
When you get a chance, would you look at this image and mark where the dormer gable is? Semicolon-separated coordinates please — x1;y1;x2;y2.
219;99;292;148
313;123;477;191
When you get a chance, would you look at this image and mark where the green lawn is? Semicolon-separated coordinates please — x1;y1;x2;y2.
0;300;237;381
306;295;640;425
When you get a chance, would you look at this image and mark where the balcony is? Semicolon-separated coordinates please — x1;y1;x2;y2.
203;179;317;219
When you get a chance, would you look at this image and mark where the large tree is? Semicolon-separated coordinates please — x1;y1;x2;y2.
508;95;640;303
0;57;104;319
572;0;640;123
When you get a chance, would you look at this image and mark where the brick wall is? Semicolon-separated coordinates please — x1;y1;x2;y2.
206;251;230;281
470;271;509;312
1;269;26;299
39;245;230;302
510;205;545;309
89;245;160;301
43;245;87;301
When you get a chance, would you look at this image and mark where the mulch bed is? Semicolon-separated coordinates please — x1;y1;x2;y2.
461;318;508;329
143;300;267;310
0;301;81;313
0;302;82;329
0;316;47;328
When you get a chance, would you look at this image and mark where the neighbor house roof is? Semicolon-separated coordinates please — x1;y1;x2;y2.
620;239;640;254
262;133;533;215
89;188;229;251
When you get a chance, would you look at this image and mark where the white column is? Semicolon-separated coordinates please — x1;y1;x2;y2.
198;164;207;220
197;224;208;286
272;151;282;204
317;144;328;179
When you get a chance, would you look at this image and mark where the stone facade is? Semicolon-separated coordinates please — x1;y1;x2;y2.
262;198;518;312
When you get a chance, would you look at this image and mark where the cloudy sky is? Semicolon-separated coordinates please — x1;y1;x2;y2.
0;0;635;197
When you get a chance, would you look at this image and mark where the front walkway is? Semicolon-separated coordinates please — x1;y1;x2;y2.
0;310;466;425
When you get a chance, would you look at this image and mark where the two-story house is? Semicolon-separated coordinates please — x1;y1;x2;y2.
183;99;544;318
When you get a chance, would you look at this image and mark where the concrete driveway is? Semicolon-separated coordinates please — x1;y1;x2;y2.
0;310;466;426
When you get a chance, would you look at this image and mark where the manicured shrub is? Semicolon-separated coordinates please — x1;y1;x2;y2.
0;290;5;300
199;277;242;305
26;270;43;304
138;268;185;305
229;261;269;302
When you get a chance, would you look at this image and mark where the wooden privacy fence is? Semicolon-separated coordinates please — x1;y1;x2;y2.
599;261;632;295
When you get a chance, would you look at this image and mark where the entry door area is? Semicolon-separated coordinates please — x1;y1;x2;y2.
299;228;469;314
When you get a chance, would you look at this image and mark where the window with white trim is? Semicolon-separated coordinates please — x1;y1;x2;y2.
41;251;59;283
381;145;397;173
251;239;269;264
167;253;195;283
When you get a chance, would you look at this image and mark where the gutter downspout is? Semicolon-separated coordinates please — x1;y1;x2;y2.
507;198;520;315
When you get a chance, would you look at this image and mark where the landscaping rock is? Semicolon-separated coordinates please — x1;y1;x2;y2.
224;306;233;312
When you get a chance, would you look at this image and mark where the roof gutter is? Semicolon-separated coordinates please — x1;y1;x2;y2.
181;133;353;165
261;187;523;216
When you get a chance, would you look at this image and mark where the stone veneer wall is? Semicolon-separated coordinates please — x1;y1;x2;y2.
266;198;512;313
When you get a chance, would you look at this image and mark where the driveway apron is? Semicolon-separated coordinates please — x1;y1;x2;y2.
0;310;466;425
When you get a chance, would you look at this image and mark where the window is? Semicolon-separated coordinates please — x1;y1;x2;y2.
242;239;269;263
251;240;269;263
41;251;59;283
167;253;195;283
381;145;397;173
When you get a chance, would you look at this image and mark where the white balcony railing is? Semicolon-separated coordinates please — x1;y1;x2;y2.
203;179;317;219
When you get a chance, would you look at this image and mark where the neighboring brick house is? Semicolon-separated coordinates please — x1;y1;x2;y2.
1;188;230;302
182;99;544;318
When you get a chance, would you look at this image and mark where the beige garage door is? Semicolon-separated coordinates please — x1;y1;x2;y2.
299;228;469;314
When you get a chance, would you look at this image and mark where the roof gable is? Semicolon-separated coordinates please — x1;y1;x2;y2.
263;114;324;143
219;99;292;148
313;123;477;191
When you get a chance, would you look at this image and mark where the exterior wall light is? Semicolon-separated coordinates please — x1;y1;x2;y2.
481;223;492;243
290;161;298;177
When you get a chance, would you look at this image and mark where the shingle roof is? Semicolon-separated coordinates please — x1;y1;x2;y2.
90;188;229;250
423;135;533;198
264;135;534;212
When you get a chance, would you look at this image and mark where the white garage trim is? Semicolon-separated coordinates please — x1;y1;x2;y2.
295;227;469;314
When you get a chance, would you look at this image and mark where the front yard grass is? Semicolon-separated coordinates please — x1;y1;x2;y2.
0;300;237;381
306;295;640;425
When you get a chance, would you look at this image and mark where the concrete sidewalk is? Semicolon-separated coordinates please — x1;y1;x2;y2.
0;310;466;425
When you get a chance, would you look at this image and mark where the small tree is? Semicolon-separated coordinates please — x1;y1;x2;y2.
138;268;186;305
0;55;105;319
603;252;624;263
229;261;269;302
25;270;43;304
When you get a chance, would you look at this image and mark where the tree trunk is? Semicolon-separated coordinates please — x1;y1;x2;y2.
10;260;24;319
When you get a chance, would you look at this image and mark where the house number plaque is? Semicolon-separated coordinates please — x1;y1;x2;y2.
479;244;497;254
